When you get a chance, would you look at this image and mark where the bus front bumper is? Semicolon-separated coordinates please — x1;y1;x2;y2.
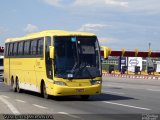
48;84;101;96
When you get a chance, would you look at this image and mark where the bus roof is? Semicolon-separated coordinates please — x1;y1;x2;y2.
5;30;96;43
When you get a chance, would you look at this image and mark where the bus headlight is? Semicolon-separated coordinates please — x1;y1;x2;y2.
90;80;102;85
54;81;67;86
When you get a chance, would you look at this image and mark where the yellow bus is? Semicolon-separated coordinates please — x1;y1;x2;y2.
4;30;102;100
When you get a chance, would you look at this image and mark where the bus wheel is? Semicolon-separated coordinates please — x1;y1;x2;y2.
80;95;90;100
11;77;16;92
42;83;49;99
16;79;22;93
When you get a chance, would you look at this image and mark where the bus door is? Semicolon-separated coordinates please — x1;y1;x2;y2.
34;38;45;91
45;37;53;80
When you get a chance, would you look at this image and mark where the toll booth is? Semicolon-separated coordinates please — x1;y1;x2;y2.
108;65;114;74
147;67;154;75
135;66;141;75
121;66;127;74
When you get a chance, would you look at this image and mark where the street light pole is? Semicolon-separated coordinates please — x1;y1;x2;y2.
148;42;152;74
149;42;151;50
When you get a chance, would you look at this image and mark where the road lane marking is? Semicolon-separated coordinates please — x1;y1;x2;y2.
104;84;140;89
103;91;125;95
15;99;26;103
105;84;160;92
0;96;20;114
104;85;124;88
147;89;160;92
103;101;151;111
1;95;10;99
58;112;81;119
33;104;48;109
104;84;147;90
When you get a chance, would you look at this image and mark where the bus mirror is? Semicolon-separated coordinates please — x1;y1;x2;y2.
49;46;54;59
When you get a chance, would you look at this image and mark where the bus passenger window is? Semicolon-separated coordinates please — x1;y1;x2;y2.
9;43;13;56
30;40;37;55
18;42;24;56
37;39;44;55
5;44;9;57
13;43;18;56
24;41;30;55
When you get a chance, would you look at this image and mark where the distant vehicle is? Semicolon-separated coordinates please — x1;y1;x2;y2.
0;56;4;81
4;30;102;100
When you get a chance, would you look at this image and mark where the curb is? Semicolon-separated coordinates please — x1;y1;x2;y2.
102;73;160;80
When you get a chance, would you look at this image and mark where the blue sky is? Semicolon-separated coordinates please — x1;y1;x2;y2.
0;0;160;51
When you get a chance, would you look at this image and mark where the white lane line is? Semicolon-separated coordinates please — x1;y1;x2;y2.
1;95;10;99
104;85;124;88
147;89;160;92
58;112;81;119
103;101;151;111
104;85;144;90
0;96;20;114
33;104;48;109
15;99;26;103
103;91;125;95
106;85;160;92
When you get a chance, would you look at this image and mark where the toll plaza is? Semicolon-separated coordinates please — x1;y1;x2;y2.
101;46;160;79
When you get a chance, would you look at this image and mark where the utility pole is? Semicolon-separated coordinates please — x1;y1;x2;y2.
147;42;152;74
149;42;151;50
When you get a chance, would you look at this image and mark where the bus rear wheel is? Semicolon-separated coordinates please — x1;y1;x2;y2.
80;95;90;100
11;77;16;92
42;83;49;99
16;79;22;93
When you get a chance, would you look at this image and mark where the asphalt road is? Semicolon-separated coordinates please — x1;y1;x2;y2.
0;77;160;120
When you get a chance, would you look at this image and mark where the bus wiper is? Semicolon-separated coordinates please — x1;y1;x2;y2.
71;62;78;73
74;62;93;79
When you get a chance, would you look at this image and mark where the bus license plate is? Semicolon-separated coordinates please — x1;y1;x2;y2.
76;89;84;92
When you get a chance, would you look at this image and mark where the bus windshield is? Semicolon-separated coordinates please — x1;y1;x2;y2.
54;36;101;79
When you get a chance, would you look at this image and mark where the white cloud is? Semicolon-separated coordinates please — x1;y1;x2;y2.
127;0;160;14
43;0;61;7
73;0;128;8
78;23;110;32
74;0;103;6
43;0;129;8
105;0;128;8
24;24;39;33
98;37;118;45
42;0;160;14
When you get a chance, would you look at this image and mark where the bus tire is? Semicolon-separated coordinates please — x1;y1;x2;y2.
16;78;22;93
11;77;16;92
80;95;90;100
41;82;49;99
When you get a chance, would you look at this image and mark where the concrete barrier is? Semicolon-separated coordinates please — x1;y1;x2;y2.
102;72;160;80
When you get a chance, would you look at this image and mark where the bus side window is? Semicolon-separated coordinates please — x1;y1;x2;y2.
30;40;37;55
18;42;24;56
9;43;13;56
37;38;44;56
24;41;30;55
5;44;8;57
13;42;18;56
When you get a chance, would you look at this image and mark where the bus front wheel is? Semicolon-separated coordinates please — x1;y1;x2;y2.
41;82;49;99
